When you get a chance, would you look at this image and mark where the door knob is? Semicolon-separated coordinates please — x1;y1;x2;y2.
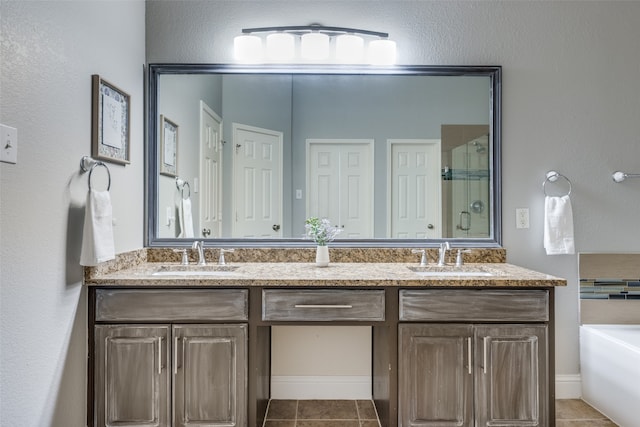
272;224;281;231
427;224;434;229
202;228;211;237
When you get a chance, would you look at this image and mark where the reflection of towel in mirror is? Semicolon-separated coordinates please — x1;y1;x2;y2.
544;195;575;255
178;198;194;238
80;190;115;266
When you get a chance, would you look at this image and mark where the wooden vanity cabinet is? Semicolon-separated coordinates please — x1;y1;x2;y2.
94;324;170;427
398;289;550;427
90;289;248;427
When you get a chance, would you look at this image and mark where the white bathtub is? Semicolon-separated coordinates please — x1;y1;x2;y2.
580;325;640;427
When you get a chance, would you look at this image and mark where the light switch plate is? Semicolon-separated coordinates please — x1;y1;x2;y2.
516;208;530;229
0;124;18;164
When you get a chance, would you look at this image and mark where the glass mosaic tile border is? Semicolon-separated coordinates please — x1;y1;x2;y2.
580;278;640;300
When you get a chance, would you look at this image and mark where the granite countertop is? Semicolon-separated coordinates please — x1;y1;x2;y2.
84;262;566;288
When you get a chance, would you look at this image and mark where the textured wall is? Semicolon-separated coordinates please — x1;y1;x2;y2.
147;0;640;396
0;1;145;425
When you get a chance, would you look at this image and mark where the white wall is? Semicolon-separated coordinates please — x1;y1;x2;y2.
147;0;640;398
0;1;145;426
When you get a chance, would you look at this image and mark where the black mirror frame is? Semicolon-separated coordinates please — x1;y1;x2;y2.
145;64;502;248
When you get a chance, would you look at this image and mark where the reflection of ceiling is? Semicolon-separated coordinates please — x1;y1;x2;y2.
441;124;490;152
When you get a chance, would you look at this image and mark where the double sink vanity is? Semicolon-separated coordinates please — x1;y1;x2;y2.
85;247;565;427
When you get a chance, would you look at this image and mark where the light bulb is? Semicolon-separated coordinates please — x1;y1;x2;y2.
266;33;295;61
301;32;330;60
336;34;364;63
234;35;263;63
368;39;397;65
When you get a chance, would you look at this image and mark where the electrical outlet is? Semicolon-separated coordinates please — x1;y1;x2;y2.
0;124;18;164
516;208;530;229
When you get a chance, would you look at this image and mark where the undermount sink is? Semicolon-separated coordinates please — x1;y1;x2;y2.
408;265;500;277
152;265;240;276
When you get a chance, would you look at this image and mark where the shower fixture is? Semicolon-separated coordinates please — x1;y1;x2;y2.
472;140;486;153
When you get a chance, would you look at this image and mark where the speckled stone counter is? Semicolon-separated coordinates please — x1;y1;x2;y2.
85;260;565;288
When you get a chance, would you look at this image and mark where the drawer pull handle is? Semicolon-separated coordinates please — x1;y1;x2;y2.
174;337;179;375
467;337;472;375
157;337;163;375
294;304;353;309
483;336;488;374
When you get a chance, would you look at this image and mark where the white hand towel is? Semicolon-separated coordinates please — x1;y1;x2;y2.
80;189;115;266
543;195;575;255
179;198;194;238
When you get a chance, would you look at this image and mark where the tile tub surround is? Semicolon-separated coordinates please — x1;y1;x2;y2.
264;400;380;427
579;253;640;324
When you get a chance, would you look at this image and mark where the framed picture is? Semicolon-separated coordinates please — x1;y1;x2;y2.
91;75;131;165
160;115;178;177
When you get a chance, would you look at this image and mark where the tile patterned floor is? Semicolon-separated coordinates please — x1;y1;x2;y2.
264;399;618;427
556;399;619;426
264;400;380;427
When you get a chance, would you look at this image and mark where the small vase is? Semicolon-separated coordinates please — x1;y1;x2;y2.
315;245;330;267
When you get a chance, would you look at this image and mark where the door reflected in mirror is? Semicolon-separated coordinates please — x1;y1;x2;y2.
147;65;501;246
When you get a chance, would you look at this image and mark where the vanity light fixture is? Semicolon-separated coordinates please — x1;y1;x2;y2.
233;24;397;65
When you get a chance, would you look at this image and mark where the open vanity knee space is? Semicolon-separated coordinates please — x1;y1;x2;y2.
85;259;565;427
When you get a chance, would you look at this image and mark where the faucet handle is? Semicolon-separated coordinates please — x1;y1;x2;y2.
219;248;235;265
411;249;428;267
173;248;189;265
455;249;473;267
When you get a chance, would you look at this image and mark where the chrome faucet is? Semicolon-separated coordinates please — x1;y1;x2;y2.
456;249;472;267
192;241;206;265
411;249;428;267
218;248;235;265
437;241;450;266
173;248;189;265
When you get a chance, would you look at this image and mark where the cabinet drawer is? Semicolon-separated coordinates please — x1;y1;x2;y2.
262;289;385;321
399;289;548;322
95;289;248;322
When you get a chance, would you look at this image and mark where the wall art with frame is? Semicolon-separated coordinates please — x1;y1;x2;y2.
160;115;178;177
91;74;131;165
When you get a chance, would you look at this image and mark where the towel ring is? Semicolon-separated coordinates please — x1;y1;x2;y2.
88;162;111;191
543;170;571;196
181;182;190;199
175;178;190;199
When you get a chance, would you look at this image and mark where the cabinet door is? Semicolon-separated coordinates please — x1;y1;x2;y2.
475;325;548;427
94;325;170;427
399;324;474;427
173;324;247;427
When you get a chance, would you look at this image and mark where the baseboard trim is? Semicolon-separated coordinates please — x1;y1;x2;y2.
271;374;581;400
271;376;371;399
556;374;582;399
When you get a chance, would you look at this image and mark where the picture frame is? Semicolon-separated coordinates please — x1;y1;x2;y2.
160;115;178;177
91;74;131;165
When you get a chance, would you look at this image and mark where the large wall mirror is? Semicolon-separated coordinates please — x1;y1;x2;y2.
146;64;501;247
